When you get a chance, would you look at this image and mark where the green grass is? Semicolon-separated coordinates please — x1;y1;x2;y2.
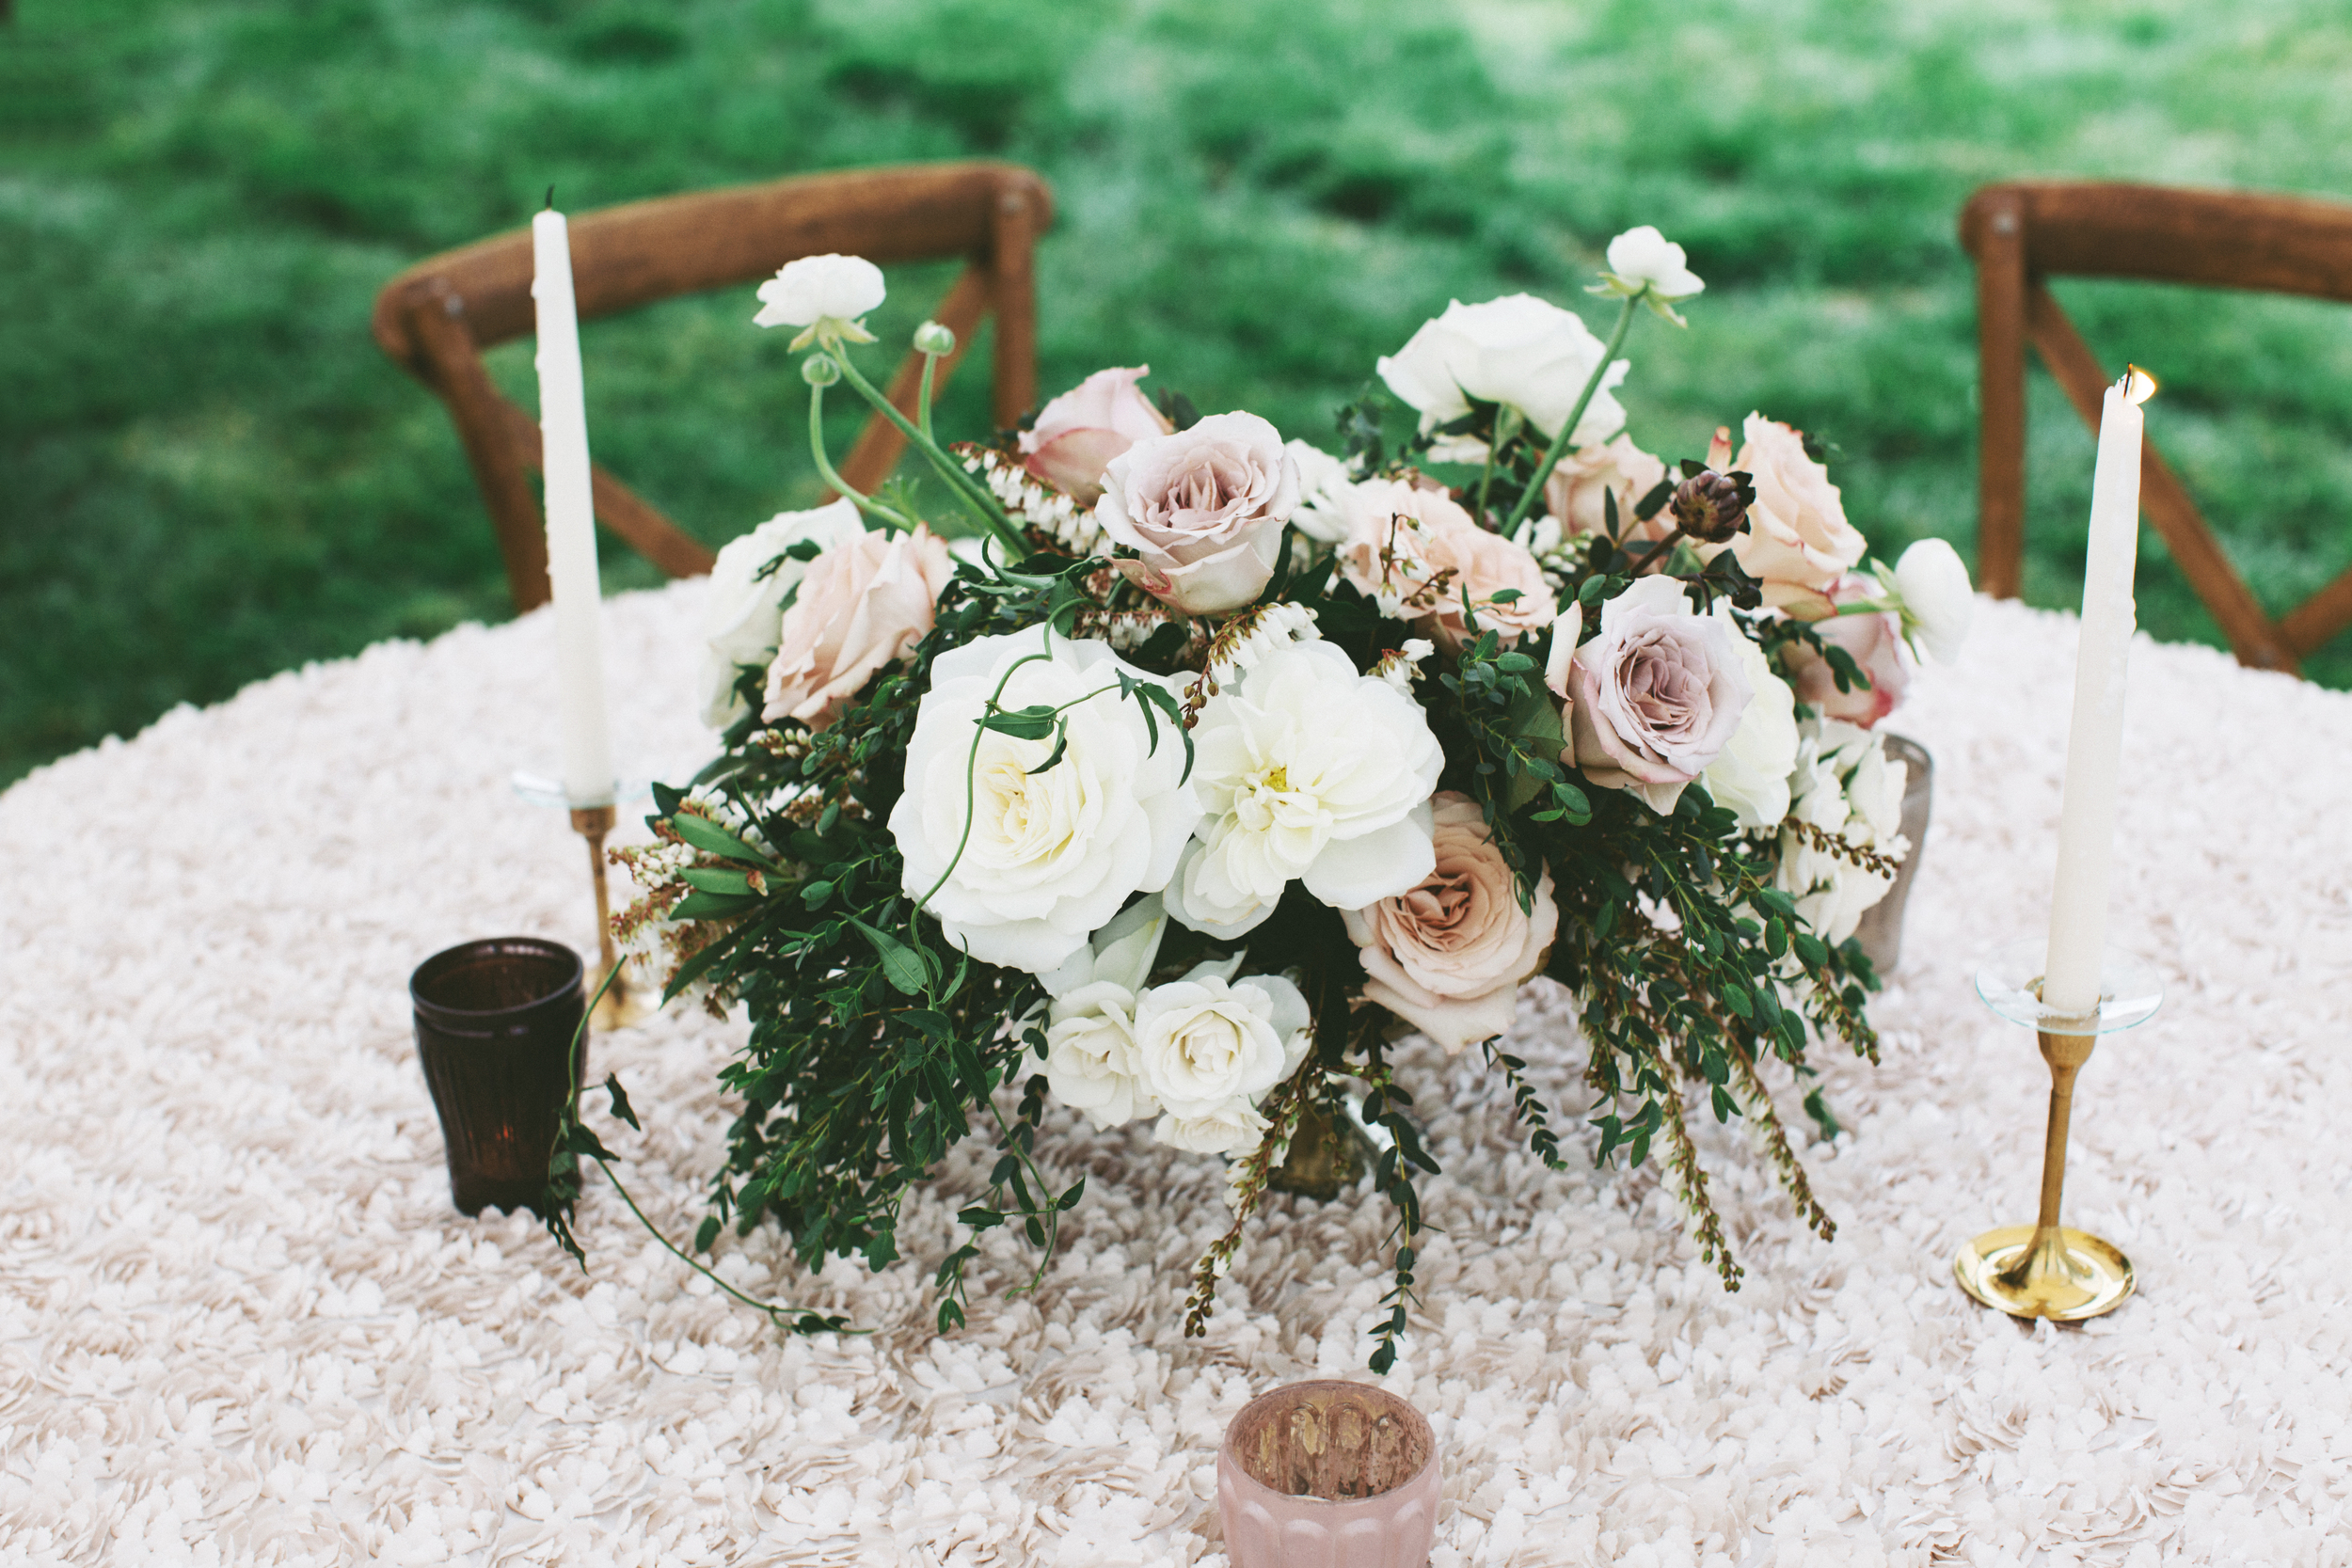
6;0;2351;784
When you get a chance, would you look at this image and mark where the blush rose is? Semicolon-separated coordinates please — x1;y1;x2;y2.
1343;792;1559;1054
1018;365;1174;507
1566;576;1754;814
1709;413;1866;617
1544;436;1672;544
762;525;955;728
1336;480;1553;650
1096;412;1298;615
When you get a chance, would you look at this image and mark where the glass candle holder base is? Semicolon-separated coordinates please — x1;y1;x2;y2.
588;954;659;1031
1954;940;2163;1323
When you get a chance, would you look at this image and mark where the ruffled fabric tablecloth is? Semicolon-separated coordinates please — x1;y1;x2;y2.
2;584;2348;1567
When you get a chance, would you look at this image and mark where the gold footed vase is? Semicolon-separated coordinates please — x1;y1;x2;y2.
1952;1024;2133;1321
571;804;656;1031
1268;1101;1374;1201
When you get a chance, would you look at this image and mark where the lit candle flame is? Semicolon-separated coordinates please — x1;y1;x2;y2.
2122;364;2157;404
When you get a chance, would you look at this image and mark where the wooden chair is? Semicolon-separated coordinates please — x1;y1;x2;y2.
1962;179;2352;674
372;160;1053;612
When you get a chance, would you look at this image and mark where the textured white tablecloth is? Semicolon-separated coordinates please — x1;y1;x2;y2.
2;585;2348;1567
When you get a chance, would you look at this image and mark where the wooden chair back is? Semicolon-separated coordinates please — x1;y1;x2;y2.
372;160;1053;611
1962;179;2352;674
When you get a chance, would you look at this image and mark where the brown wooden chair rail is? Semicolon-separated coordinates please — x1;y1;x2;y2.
1962;179;2352;674
372;160;1054;612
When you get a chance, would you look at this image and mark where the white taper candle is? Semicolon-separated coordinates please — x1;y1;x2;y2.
2042;366;2155;1019
532;206;614;806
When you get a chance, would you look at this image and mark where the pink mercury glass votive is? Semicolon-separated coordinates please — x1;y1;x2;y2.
1216;1381;1440;1568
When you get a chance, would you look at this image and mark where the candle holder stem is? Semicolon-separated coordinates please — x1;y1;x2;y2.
1954;1025;2134;1321
570;804;654;1031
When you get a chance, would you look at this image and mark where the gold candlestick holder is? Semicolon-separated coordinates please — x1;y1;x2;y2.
568;803;655;1031
1956;939;2162;1322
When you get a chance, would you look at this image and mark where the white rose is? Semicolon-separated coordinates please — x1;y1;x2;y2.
697;499;866;730
1155;1097;1271;1157
1132;963;1310;1117
1167;641;1444;938
753;253;886;341
1285;441;1357;545
1599;226;1705;309
1044;985;1156;1131
1700;602;1800;830
1039;895;1170;1130
1375;293;1629;449
1890;538;1976;664
889;631;1202;974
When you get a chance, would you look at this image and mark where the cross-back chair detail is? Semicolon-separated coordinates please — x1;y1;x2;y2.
372;160;1054;612
1963;179;2352;675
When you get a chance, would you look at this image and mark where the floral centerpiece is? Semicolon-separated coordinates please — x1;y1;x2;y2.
548;232;1974;1367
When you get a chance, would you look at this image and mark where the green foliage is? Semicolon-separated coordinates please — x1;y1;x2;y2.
596;567;1106;1308
7;0;2352;784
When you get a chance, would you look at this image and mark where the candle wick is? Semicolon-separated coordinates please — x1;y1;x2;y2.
544;185;556;212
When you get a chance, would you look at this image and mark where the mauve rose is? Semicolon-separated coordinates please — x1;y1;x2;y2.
762;525;954;728
1544;436;1671;543
1337;480;1553;650
1018;365;1174;507
1709;413;1865;618
1784;601;1912;728
1343;793;1559;1054
1097;411;1297;615
1568;576;1754;814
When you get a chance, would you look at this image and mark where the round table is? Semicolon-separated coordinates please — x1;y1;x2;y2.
3;585;2347;1565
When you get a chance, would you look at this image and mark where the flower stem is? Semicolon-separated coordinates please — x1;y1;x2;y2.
828;348;1027;558
1474;406;1518;524
1503;294;1638;535
917;349;940;446
808;380;918;532
915;631;1059;915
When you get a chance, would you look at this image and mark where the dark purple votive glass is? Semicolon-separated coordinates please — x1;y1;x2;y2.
410;937;585;1217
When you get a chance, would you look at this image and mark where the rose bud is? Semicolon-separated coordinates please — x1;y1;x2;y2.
1669;467;1755;543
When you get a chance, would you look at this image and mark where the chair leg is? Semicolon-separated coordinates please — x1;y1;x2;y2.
2026;285;2296;673
407;288;552;613
989;177;1042;433
2279;565;2352;661
1974;195;2028;601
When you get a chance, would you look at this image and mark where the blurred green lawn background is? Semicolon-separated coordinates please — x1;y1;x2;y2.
6;0;2351;785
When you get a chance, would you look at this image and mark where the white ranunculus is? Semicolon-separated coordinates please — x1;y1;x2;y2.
697;499;866;730
889;631;1202;974
1700;603;1800;830
1600;226;1705;303
1890;538;1976;664
1285;441;1357;544
1375;294;1630;450
754;254;886;343
1167;641;1443;938
1132;962;1309;1118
